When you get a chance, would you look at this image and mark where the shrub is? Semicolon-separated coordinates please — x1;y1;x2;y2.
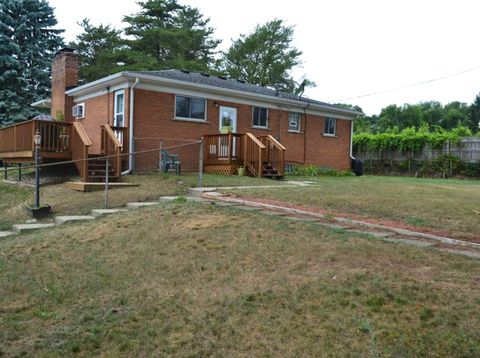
287;165;353;177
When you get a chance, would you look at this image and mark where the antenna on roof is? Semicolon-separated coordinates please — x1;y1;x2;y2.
295;74;308;98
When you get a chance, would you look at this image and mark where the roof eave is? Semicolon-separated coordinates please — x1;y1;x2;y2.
66;71;361;118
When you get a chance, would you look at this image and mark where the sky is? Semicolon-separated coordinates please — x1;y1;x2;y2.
48;0;480;115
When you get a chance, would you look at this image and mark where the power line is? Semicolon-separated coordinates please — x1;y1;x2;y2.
332;65;480;103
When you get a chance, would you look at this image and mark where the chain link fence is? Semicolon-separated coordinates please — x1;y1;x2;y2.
0;139;203;229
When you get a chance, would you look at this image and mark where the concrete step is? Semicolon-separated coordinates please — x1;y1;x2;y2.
55;215;96;225
127;202;159;210
0;231;15;238
13;223;56;233
91;209;128;217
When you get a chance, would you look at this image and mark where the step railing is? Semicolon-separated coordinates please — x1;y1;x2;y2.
204;133;243;165
71;122;92;181
260;135;286;177
244;133;266;177
101;124;123;178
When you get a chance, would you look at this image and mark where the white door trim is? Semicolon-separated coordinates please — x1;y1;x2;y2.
218;106;238;133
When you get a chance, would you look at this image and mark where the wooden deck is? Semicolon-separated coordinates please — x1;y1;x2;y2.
203;133;285;178
0;120;72;163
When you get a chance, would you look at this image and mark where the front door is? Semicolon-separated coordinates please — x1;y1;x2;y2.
218;106;238;158
219;106;237;133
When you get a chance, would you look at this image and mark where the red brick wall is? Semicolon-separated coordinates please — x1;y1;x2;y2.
132;89;352;172
72;89;130;155
51;50;78;121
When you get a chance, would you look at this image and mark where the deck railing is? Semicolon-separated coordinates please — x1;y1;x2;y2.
260;135;286;177
101;124;124;177
0;120;72;154
71;122;92;181
204;133;243;165
244;133;266;177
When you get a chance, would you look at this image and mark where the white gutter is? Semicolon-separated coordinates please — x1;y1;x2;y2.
122;77;140;175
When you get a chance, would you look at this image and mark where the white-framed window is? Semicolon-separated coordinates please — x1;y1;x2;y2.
175;95;206;120
324;117;337;136
252;106;268;128
288;112;301;132
72;103;85;119
114;90;125;127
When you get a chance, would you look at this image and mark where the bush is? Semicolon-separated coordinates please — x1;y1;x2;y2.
287;165;353;177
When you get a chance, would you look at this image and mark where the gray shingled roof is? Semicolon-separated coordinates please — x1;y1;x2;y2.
126;69;343;110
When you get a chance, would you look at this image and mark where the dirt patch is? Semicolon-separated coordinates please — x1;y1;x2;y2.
180;215;229;230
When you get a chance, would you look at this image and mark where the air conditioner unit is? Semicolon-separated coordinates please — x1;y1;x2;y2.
289;120;298;128
72;103;85;118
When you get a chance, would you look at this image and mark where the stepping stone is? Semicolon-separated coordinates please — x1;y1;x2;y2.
188;187;217;197
91;209;128;217
262;210;288;216
441;249;480;259
0;231;15;238
213;201;240;207
127;202;159;210
347;229;396;238
382;237;435;247
13;223;55;233
159;196;181;203
55;215;96;225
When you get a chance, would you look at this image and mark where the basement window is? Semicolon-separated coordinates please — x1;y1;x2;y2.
324;117;336;136
252;107;268;128
175;95;206;120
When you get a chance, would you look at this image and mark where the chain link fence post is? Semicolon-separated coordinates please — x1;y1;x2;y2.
198;137;204;188
104;158;109;209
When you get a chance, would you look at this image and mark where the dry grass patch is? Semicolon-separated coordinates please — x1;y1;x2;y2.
226;175;480;237
0;202;479;356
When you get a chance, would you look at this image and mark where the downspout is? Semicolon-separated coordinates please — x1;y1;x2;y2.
122;77;140;175
350;120;355;160
302;103;310;164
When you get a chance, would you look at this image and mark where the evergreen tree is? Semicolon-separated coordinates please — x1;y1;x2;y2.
468;93;480;133
221;19;314;93
123;0;220;71
69;19;155;82
0;0;63;125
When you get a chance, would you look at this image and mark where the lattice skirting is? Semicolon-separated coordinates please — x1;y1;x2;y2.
204;164;239;175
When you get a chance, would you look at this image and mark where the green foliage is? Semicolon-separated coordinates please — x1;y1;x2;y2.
220;19;314;94
468;93;480;133
354;101;477;134
353;126;472;152
0;0;64;125
123;0;220;72
69;19;154;83
287;165;353;177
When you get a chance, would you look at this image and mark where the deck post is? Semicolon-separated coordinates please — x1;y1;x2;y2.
198;137;204;188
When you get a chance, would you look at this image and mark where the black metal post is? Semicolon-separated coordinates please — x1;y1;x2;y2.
34;144;40;208
18;163;22;182
3;163;7;180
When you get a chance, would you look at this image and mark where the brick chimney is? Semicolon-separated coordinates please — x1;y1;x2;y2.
51;48;79;121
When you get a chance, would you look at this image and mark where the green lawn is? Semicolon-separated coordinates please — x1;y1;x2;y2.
224;175;480;238
0;173;282;230
1;202;479;356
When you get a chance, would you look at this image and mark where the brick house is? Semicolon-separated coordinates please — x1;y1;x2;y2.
0;48;360;181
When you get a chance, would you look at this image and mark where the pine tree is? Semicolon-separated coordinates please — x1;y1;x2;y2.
468;93;480;133
0;0;63;125
123;0;220;71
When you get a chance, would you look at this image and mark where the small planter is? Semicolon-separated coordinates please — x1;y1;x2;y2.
26;205;51;219
237;166;246;176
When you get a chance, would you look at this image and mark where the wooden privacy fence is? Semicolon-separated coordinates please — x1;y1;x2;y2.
354;137;480;163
